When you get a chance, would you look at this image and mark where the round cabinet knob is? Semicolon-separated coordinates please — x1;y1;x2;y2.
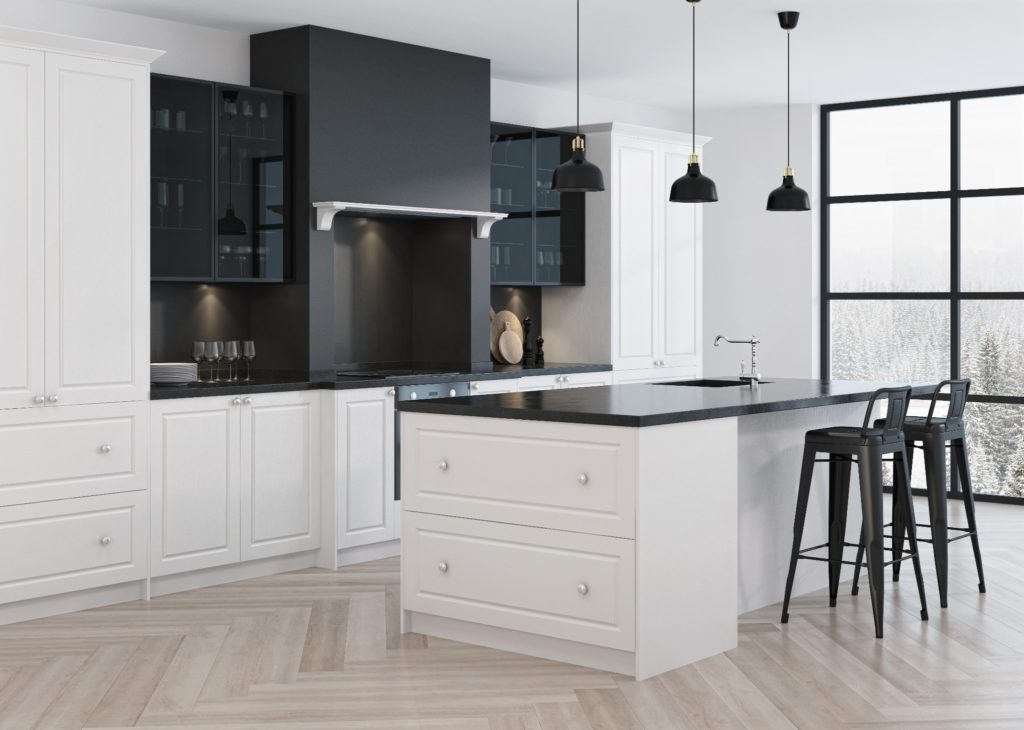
472;383;480;390
577;583;589;596
438;561;449;574
388;388;396;397
99;444;112;454
243;397;252;405
563;377;570;384
449;389;457;397
33;396;45;405
47;395;59;404
410;392;418;400
577;473;589;486
100;536;112;546
232;398;242;406
438;459;449;472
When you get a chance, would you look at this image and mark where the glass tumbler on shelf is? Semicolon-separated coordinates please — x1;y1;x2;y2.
155;181;168;228
223;341;240;381
192;341;206;383
242;340;256;381
176;183;186;228
204;341;222;382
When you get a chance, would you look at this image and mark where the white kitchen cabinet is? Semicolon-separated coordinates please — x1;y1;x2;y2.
469;379;519;395
150;397;241;576
612;368;697;385
543;123;704;378
241;391;320;561
517;374;563;392
0;45;44;411
0;490;147;605
559;371;614;389
0;30;158;411
335;387;397;549
151;391;320;577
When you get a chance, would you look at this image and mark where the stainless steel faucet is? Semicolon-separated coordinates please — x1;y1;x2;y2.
714;335;762;387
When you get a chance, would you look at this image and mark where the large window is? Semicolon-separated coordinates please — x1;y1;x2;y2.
822;88;1024;500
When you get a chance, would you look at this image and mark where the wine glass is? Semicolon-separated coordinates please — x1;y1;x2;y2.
191;341;205;383
176;183;186;228
242;99;254;136
223;340;240;382
242;340;255;381
155;181;168;228
204;341;222;382
258;102;269;138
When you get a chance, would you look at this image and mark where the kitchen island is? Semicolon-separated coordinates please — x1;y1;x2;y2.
398;378;932;679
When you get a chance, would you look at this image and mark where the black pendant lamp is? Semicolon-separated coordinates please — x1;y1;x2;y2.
766;11;810;212
552;0;605;193
670;0;717;203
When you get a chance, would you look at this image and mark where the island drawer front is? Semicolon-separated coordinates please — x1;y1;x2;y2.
401;413;636;538
0;403;147;507
0;490;146;604
402;511;635;651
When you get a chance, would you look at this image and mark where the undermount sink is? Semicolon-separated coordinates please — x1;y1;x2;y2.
667;379;773;388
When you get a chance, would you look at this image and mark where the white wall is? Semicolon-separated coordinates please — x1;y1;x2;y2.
0;0;249;84
492;78;687;131
702;104;820;379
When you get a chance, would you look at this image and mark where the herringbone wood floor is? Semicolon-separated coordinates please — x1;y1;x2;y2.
1;498;1023;729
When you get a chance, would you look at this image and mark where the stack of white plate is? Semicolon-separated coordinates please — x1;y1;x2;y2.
151;362;198;385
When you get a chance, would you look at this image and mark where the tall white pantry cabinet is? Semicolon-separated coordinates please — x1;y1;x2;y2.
0;28;160;610
544;123;706;385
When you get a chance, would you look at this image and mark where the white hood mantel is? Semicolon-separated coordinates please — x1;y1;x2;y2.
313;201;507;239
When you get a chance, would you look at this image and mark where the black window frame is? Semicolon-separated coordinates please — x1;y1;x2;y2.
821;85;1024;505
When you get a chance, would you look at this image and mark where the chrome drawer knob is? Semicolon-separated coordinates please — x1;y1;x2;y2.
438;459;449;472
472;383;480;390
438;561;449;574
388;388;396;397
243;397;252;405
47;395;59;404
449;388;457;397
33;396;45;405
100;536;112;546
577;583;589;596
99;444;112;454
577;473;589;485
232;398;242;406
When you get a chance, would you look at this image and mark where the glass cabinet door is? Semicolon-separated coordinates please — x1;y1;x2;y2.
151;76;213;279
490;126;535;283
535;132;585;285
214;85;290;281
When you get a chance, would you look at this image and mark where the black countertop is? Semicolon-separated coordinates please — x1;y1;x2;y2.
397;377;938;427
149;363;611;400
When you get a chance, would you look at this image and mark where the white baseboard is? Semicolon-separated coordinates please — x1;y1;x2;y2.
336;539;400;567
0;580;146;627
406;611;635;677
151;551;319;597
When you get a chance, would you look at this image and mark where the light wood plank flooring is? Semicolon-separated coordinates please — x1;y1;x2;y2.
1;498;1022;729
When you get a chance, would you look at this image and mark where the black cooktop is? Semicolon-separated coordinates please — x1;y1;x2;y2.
335;368;461;379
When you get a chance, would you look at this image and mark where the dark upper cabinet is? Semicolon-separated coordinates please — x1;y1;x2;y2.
151;75;292;282
489;123;585;286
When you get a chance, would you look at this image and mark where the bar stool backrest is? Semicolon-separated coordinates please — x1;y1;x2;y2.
926;378;970;424
862;386;913;439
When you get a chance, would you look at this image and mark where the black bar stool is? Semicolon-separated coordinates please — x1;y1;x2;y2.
852;379;986;608
781;386;929;638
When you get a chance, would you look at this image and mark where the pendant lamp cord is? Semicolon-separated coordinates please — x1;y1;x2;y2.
786;28;791;168
691;1;696;155
576;0;580;135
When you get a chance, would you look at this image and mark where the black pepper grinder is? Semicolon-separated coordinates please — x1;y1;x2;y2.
535;337;545;367
522;317;535;368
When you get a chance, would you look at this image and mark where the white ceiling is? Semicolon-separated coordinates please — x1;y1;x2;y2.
66;0;1024;110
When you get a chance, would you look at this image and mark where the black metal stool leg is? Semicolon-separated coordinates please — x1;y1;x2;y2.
851;522;865;596
923;433;949;608
782;445;817;624
828;456;852;607
857;443;886;639
955;438;986;593
896;445;929;621
892;443;915;582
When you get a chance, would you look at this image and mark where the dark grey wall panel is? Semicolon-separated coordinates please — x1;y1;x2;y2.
150;283;251;362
